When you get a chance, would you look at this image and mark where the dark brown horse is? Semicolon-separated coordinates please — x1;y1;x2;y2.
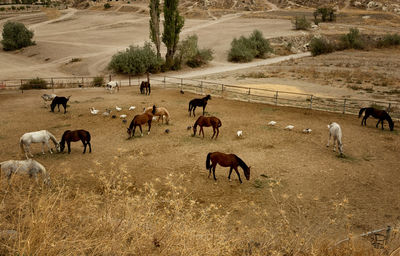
206;152;251;183
60;130;91;154
51;96;70;114
359;107;394;131
140;72;151;95
127;105;156;138
188;95;211;117
193;116;221;139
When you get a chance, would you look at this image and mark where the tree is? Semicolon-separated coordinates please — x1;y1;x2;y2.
162;0;184;69
149;0;161;58
1;21;35;51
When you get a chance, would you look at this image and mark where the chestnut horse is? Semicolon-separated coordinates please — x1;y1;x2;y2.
206;152;251;183
359;107;394;131
60;130;91;154
143;105;170;124
188;95;211;117
127;105;156;138
193;116;221;139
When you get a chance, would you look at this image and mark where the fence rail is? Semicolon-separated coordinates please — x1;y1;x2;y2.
1;75;399;119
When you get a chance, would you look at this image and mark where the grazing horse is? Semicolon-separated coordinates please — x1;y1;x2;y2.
193;116;221;139
51;96;70;114
20;130;60;159
60;130;91;154
359;107;394;131
127;105;156;138
188;95;211;117
106;81;120;93
143;106;170;124
206;152;251;183
327;122;343;155
0;159;50;185
140;72;151;95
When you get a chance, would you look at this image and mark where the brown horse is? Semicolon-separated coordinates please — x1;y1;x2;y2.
359;107;394;131
140;72;151;95
206;152;251;183
60;130;91;154
193;116;221;139
127;105;156;138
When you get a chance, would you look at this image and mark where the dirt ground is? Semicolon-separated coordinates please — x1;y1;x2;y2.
1;87;399;240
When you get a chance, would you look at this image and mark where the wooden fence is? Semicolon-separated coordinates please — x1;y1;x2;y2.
1;75;399;119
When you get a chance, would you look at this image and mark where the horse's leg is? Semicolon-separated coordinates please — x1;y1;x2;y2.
147;120;151;135
203;105;206;115
376;119;380;128
326;132;331;147
139;125;143;136
193;106;196;117
208;166;212;178
41;142;46;154
45;140;53;154
88;141;92;153
228;167;233;182
27;145;34;158
82;140;87;154
216;127;219;139
57;104;60;112
234;167;242;183
63;103;67;114
67;141;71;154
333;137;337;152
211;127;216;139
200;126;204;138
212;164;217;181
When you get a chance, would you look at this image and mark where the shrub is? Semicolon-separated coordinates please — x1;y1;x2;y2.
293;15;311;30
103;2;111;8
310;37;334;56
11;5;16;10
377;33;400;48
186;48;213;68
228;30;272;62
20;77;47;90
314;7;336;23
175;35;214;69
0;7;5;11
340;28;364;50
1;21;35;51
92;76;104;87
108;42;162;75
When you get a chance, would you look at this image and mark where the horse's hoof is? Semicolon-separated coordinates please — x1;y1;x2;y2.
141;134;143;137
147;132;150;135
326;144;329;147
229;179;232;182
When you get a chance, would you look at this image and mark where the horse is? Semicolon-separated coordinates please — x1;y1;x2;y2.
127;105;156;138
41;93;56;107
193;116;221;139
51;96;70;114
205;152;251;183
188;95;211;117
140;72;151;95
60;130;91;154
359;107;394;131
106;81;119;93
327;122;343;155
20;130;60;159
0;159;50;185
143;105;170;124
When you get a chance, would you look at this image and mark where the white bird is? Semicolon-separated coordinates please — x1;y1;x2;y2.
268;121;277;126
237;130;243;137
89;107;99;115
152;116;158;121
303;128;312;134
120;114;127;119
285;125;294;130
129;106;136;111
103;109;111;116
116;106;122;111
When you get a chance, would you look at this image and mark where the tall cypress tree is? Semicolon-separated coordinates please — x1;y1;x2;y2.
162;0;184;69
149;0;161;58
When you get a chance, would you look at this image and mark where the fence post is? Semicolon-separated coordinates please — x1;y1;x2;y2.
200;81;203;94
180;78;183;91
343;99;347;114
129;75;131;86
275;91;278;105
109;75;112;82
386;226;392;245
51;78;54;92
309;95;313;109
163;76;166;88
221;84;224;98
388;103;391;112
20;79;23;94
248;88;251;102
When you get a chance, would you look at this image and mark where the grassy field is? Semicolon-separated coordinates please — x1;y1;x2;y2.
0;86;399;254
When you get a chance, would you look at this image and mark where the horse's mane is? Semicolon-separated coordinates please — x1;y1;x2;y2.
61;130;71;143
234;155;249;171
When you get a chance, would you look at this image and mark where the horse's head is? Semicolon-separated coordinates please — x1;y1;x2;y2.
206;95;211;100
59;141;65;152
192;125;197;136
244;166;251;180
66;96;71;101
127;127;132;137
389;121;394;131
55;143;61;153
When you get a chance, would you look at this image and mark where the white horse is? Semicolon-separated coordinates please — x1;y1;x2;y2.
106;81;119;93
327;122;343;155
20;130;60;159
0;159;50;185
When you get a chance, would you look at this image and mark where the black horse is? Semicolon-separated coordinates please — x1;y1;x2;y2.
140;81;151;95
188;95;211;117
60;130;91;154
51;96;70;114
359;107;394;131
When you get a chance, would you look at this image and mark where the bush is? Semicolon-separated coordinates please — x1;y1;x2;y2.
377;33;400;48
0;7;5;11
92;76;104;87
20;77;47;90
108;42;162;75
310;37;334;56
293;15;311;30
103;2;111;8
186;48;213;68
175;35;214;69
1;21;35;51
340;28;364;50
314;7;336;23
228;30;272;62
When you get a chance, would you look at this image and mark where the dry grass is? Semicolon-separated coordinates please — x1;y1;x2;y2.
1;87;399;254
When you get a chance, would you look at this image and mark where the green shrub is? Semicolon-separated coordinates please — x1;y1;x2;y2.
228;30;272;62
293;15;311;30
20;77;47;90
340;28;364;50
186;48;213;68
92;76;104;87
1;21;35;51
310;37;334;56
314;7;336;23
19;6;25;10
248;30;272;58
0;7;5;11
175;35;214;69
11;5;16;10
108;42;162;75
377;33;400;48
103;2;111;8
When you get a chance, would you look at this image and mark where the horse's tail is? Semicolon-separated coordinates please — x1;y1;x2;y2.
358;108;367;118
206;152;212;169
188;101;192;113
19;138;25;154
